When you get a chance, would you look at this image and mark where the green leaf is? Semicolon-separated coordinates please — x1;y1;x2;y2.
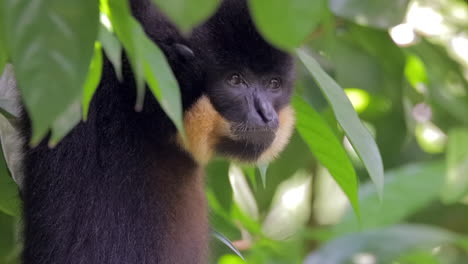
4;0;99;145
405;55;428;88
107;0;145;110
212;230;245;261
0;147;20;217
441;128;468;203
293;96;359;216
108;0;185;137
82;43;103;120
48;99;81;147
99;25;122;81
0;11;6;75
0;212;17;260
334;161;445;234
297;49;384;198
257;163;268;188
305;224;457;264
249;0;325;50
206;160;232;212
408;40;468;125
329;0;410;29
141;35;185;136
152;0;220;33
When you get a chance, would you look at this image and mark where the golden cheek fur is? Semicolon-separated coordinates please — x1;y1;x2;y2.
180;95;230;165
179;95;295;165
257;106;295;163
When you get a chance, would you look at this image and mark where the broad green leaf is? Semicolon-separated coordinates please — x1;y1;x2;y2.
212;230;245;261
0;10;6;76
441;129;468;203
329;0;410;29
108;0;185;137
0;148;20;217
4;0;99;145
0;212;16;260
396;251;440;264
48;43;103;146
249;0;325;50
82;43;103;120
297;49;384;198
141;34;185;136
334;161;445;234
48;99;81;147
152;0;220;33
107;0;145;110
99;25;122;81
305;224;457;264
293;96;359;216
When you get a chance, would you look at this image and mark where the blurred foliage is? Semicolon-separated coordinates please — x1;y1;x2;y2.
1;0;468;263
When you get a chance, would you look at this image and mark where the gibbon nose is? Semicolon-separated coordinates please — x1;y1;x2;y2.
253;95;279;129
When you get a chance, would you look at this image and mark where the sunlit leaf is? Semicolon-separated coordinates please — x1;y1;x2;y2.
107;0;185;137
405;55;428;89
249;0;325;50
305;224;457;264
82;43;103;120
335;161;445;234
262;170;312;240
329;0;410;29
297;49;384;198
441;129;468;204
218;254;245;264
0;148;20;217
107;0;145;109
98;25;122;81
229;164;259;221
4;0;99;145
152;0;220;33
293;96;359;216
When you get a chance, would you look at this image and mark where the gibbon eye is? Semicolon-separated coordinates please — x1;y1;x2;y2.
228;74;242;86
269;78;281;90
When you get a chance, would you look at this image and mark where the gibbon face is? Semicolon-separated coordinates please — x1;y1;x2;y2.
183;61;296;165
180;0;296;165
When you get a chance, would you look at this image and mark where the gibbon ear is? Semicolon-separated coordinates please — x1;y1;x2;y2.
174;43;195;60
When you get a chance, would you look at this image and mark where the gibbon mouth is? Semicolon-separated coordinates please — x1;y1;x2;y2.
230;126;276;145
